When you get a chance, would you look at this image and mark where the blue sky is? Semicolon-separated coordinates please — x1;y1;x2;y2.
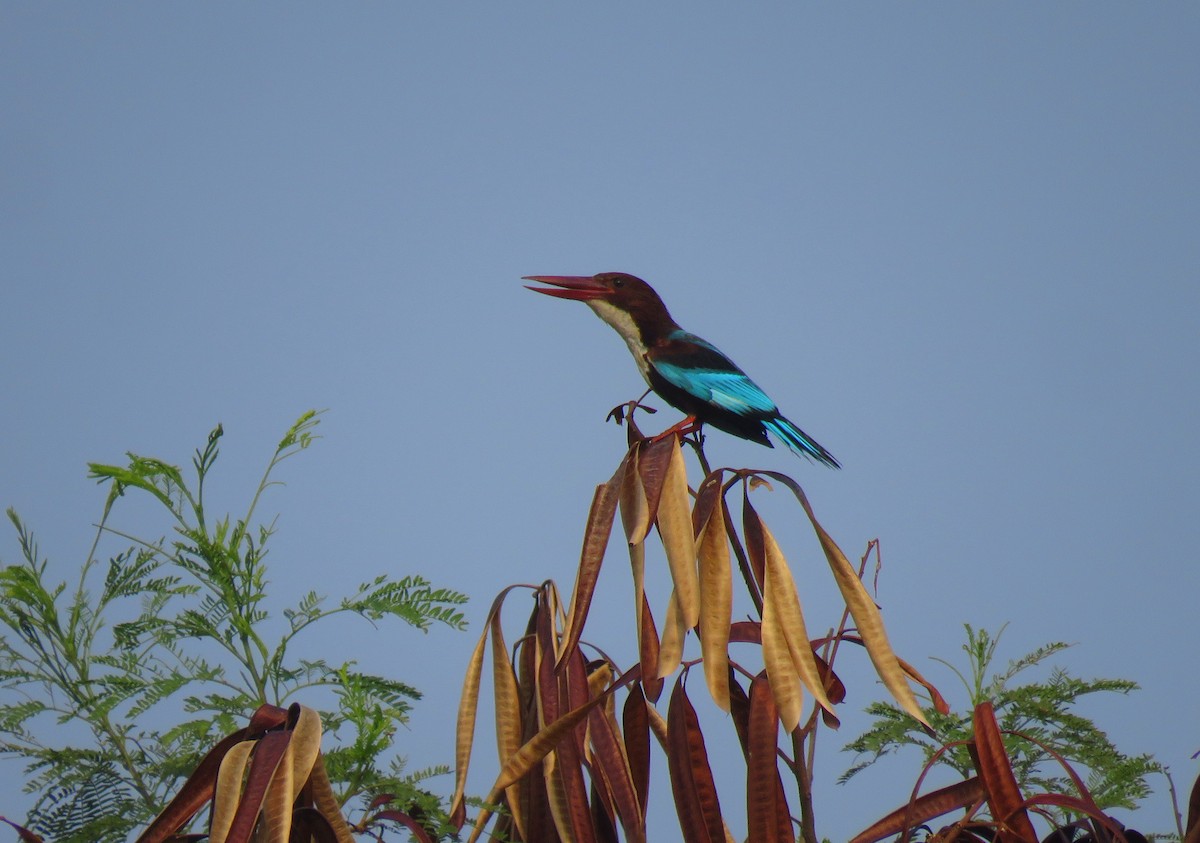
2;4;1198;840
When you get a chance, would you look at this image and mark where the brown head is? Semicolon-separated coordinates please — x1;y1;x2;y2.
523;272;679;346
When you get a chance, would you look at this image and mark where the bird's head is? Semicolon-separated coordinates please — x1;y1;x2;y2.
523;272;677;344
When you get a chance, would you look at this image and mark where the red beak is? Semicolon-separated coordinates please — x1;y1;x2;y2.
523;275;612;301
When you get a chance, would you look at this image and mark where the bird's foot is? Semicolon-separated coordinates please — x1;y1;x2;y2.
649;415;702;444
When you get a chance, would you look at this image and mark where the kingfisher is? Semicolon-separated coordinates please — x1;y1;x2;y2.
524;272;840;468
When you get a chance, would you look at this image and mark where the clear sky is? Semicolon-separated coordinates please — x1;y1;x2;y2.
2;4;1197;840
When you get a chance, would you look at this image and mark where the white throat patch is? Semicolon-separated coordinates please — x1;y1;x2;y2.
586;300;652;384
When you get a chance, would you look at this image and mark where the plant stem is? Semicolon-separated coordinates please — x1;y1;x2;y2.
791;729;818;843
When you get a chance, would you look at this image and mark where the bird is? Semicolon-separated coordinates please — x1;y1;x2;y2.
524;272;840;468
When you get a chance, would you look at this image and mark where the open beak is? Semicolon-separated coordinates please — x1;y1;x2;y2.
523;275;611;301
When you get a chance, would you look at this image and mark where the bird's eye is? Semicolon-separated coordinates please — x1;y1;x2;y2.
613;277;625;287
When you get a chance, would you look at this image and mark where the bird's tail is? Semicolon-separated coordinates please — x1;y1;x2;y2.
764;417;841;469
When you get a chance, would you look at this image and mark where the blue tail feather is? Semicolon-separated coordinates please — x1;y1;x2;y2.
763;417;841;469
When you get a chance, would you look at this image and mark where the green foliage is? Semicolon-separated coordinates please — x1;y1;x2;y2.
841;623;1161;821
0;412;468;842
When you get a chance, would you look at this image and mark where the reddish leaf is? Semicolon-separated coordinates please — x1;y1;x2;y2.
491;666;644;792
727;669;751;761
972;701;1038;843
590;779;620;843
898;655;951;715
666;678;725;843
747;672;792;843
560;457;627;670
223;729;293;843
691;469;725;537
639;593;664;702
1039;819;1148;843
723;495;763;615
933;822;995;843
849;777;987;843
516;605;552;843
532;596;579;840
549;716;597;843
135;731;255;843
469;668;643;843
740;490;767;595
623;685;652;821
561;644;592;756
261;704;321;838
247;704;293;732
136;705;290;843
729;620;762;644
1020;794;1131;839
637;435;676;524
518;599;540;721
367;793;396;811
289;806;343;843
517;755;555;843
1007;727;1110;826
588;701;646;843
538;608;562;728
813;651;847;705
730;621;846;706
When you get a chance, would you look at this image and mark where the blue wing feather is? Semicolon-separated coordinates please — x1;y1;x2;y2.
651;331;778;416
649;330;841;468
653;363;778;415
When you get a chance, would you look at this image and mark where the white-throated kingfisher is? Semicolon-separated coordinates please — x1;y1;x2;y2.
524;272;840;468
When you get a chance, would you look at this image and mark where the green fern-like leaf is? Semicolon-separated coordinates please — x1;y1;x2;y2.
841;624;1161;825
